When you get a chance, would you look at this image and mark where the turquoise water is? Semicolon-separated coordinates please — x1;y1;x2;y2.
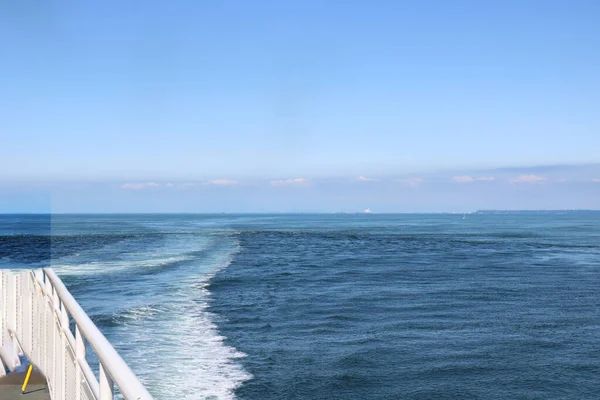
1;213;600;399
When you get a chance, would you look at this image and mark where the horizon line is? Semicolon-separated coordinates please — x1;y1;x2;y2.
2;209;600;216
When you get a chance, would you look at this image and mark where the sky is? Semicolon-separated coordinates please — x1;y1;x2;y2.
1;1;599;212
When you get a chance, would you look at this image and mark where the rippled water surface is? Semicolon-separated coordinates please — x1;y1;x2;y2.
1;213;600;399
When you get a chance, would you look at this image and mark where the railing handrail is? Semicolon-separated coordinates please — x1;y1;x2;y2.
43;268;153;400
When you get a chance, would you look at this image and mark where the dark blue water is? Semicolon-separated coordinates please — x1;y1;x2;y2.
1;214;600;399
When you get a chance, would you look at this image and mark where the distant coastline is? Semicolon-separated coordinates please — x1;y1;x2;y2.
474;209;600;214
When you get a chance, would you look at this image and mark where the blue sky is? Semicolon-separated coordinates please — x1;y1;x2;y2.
1;1;599;212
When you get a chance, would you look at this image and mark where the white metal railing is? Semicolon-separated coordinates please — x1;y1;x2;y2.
0;268;153;400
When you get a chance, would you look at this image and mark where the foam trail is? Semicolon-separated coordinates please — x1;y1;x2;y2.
113;238;251;399
52;254;192;276
54;234;252;399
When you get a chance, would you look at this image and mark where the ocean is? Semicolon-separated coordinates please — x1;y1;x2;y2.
1;213;600;399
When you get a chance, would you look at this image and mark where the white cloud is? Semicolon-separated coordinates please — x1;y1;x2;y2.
452;175;475;183
120;182;160;190
271;178;310;186
591;178;600;183
396;178;424;187
209;179;238;185
165;183;175;187
509;174;547;184
452;176;495;183
356;176;377;182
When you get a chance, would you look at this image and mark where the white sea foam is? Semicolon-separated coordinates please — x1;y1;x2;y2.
51;254;193;276
112;240;251;399
54;234;251;399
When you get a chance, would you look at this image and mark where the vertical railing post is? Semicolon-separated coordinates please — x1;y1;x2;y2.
9;273;20;367
51;285;60;399
0;272;3;352
45;273;53;383
10;273;17;350
61;302;69;400
99;363;114;400
23;273;32;356
45;274;54;395
34;270;43;369
29;273;35;360
75;326;85;400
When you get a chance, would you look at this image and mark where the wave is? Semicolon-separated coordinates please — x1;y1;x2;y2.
52;254;193;276
232;230;600;251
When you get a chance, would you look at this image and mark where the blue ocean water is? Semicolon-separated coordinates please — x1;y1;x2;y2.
1;213;600;399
